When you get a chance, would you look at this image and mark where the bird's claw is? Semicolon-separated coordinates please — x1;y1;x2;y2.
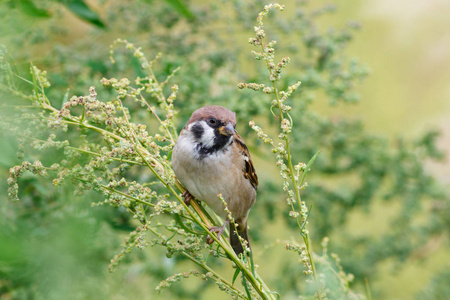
182;190;193;206
206;220;229;244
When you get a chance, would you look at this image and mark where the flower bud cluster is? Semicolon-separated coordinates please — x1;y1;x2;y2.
101;77;131;91
154;200;183;215
294;162;307;172
32;66;51;88
249;121;274;145
250;50;263;60
286;190;295;205
299;200;309;225
109;222;151;272
280;118;292;134
57;87;116;126
8;161;47;201
218;193;234;224
238;81;274;93
155;271;201;294
166;84;178;119
289;211;300;218
268;55;290;82
280;81;302;103
237;82;265;91
31;134;69;151
256;4;285;26
249;4;287;82
214;276;246;298
276;56;290;73
218;193;250;256
275;151;289;190
286;243;313;275
254;26;265;40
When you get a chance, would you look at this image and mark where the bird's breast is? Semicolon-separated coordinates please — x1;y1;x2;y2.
172;134;255;219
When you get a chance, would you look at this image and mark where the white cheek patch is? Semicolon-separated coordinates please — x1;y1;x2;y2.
188;120;216;148
176;134;197;156
200;122;216;148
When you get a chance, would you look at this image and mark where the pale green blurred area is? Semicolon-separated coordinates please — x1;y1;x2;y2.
335;1;450;192
1;0;449;299
315;1;450;298
322;1;450;138
323;4;450;296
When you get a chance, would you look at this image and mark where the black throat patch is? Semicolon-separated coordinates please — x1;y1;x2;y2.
191;123;204;140
195;132;233;158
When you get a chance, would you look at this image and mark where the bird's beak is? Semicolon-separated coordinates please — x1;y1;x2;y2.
218;122;235;137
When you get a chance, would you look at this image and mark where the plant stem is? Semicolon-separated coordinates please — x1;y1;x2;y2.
67;146;145;166
269;55;322;300
101;184;154;207
181;251;248;299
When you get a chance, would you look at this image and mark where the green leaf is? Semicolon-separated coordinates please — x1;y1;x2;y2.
164;0;194;20
61;87;70;109
241;273;252;300
232;268;240;286
300;149;322;186
29;62;40;102
268;291;281;300
62;0;105;28
173;213;202;235
166;149;173;161
249;251;255;277
16;0;51;18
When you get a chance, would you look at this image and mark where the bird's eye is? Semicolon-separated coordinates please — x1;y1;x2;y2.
208;118;217;125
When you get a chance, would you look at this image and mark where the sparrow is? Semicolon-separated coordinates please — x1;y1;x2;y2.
172;105;258;255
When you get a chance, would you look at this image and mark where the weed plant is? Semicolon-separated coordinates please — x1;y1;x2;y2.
0;1;448;299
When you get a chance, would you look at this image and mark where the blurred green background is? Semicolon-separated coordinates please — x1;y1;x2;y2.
1;0;449;299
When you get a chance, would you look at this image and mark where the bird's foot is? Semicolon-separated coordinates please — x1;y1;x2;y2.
182;190;193;206
206;220;229;244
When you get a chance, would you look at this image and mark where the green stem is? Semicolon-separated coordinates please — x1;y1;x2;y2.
101;184;155;207
181;252;248;299
67;146;145;166
137;92;175;144
265;46;322;300
272;82;285;121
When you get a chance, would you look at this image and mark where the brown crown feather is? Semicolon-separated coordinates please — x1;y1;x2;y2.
186;105;236;127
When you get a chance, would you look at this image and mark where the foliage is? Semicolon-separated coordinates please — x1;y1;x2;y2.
0;0;448;299
3;0;194;27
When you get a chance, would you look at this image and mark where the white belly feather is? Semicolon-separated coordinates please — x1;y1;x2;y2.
172;133;253;219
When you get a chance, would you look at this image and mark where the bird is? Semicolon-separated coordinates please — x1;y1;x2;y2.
172;105;258;255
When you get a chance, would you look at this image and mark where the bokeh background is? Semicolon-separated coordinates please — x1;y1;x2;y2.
1;0;449;299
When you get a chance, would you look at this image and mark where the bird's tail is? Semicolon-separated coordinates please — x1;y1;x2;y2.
229;220;251;256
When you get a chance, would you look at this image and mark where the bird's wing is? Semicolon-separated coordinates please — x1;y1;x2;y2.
234;131;258;190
